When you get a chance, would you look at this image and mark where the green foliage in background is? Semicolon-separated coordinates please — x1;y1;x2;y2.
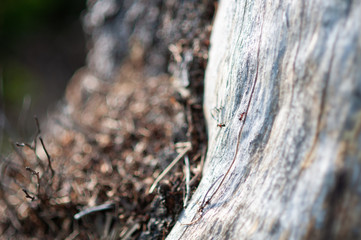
0;0;86;105
2;59;39;106
0;0;86;153
0;0;86;51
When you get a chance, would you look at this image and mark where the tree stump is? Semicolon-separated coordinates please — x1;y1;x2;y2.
168;0;361;239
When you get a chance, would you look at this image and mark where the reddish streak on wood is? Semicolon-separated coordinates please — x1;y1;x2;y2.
182;5;266;228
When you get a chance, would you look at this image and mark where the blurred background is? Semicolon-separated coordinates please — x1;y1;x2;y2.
0;0;87;153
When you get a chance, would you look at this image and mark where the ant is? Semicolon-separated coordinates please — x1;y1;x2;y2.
211;107;226;129
239;112;246;122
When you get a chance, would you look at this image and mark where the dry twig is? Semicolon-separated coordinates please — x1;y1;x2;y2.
183;155;191;207
22;188;35;201
39;137;55;178
74;203;115;220
25;167;40;198
149;142;192;194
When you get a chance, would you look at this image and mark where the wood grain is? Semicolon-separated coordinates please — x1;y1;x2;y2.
168;0;361;239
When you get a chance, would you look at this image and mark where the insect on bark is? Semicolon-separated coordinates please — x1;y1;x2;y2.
239;112;246;122
217;123;226;128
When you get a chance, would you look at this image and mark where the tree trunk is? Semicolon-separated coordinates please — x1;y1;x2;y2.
168;0;361;239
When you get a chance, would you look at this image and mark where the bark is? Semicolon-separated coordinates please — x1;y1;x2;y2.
168;0;361;239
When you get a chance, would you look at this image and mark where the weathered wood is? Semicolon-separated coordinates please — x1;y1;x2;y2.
168;0;361;239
